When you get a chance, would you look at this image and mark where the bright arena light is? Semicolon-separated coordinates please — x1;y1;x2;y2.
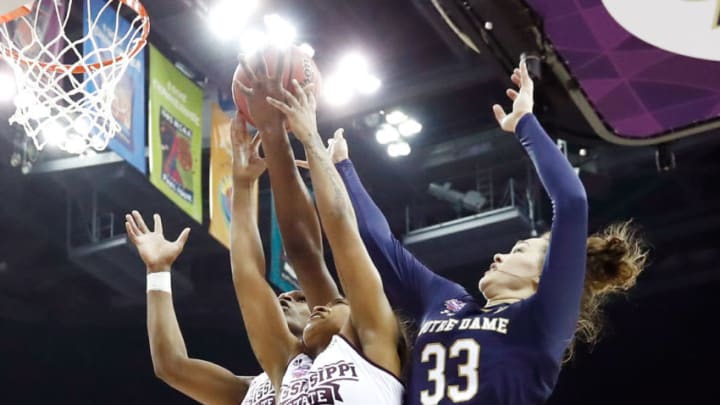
264;14;297;49
239;29;268;55
356;74;381;94
14;91;33;109
398;119;423;137
324;52;382;105
73;116;92;136
42;120;67;147
209;0;258;39
28;104;50;120
375;125;400;144
338;52;370;79
0;71;17;102
299;43;315;58
385;110;408;125
64;133;88;154
323;75;354;107
387;141;411;157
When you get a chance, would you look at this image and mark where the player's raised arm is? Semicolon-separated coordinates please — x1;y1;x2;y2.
126;211;251;405
227;117;302;390
332;144;468;318
493;62;589;359
268;82;402;377
234;51;340;311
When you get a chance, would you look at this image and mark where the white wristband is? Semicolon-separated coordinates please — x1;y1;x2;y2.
147;271;172;294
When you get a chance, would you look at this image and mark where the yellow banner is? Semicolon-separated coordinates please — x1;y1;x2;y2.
209;103;233;249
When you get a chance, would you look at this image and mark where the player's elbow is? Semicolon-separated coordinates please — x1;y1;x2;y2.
151;351;186;382
152;358;177;382
555;186;588;213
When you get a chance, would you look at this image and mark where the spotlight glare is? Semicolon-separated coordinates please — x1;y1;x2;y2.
579;148;587;157
14;91;34;109
299;43;315;58
64;133;88;154
28;104;50;120
385;110;408;125
239;29;268;55
398;119;422;137
90;136;106;151
375;125;400;144
42;120;67;147
209;0;258;39
73;115;92;136
323;76;354;107
387;141;411;158
356;74;381;94
0;72;17;102
264;14;297;49
338;52;369;79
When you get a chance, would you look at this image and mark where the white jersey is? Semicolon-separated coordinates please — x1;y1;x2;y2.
241;372;275;405
279;335;404;405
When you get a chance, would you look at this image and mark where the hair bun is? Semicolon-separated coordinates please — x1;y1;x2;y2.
585;222;648;292
603;237;628;267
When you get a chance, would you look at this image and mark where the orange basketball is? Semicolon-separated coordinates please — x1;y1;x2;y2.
232;46;322;127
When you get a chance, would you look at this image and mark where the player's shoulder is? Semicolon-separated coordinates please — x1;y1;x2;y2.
423;294;480;319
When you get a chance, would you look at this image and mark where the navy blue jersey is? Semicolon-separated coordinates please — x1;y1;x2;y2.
337;114;588;404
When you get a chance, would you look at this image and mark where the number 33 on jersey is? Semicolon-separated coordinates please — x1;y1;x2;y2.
409;298;562;405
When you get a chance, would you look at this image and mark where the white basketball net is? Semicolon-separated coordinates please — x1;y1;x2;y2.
0;0;148;154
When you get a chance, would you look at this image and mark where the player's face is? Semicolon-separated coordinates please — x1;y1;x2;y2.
302;298;350;353
278;290;311;337
478;238;547;297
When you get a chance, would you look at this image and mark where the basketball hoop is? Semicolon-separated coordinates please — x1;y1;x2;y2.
0;0;149;154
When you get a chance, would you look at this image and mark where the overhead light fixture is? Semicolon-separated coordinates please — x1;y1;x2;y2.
323;75;354;107
298;43;315;58
356;74;382;94
338;52;369;79
42;120;67;147
0;71;17;103
264;14;297;49
428;183;487;213
239;29;268;55
387;141;411;157
73;115;92;136
322;52;382;106
375;125;400;144
385;110;407;125
209;0;258;39
398;119;422;137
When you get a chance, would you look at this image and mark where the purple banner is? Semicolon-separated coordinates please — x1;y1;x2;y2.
526;0;720;138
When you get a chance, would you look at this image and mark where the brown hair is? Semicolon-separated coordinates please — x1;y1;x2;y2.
544;220;649;362
395;311;415;379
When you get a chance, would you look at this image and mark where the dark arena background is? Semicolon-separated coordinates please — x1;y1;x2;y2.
0;0;718;404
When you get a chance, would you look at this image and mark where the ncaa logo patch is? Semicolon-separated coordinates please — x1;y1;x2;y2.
441;299;466;316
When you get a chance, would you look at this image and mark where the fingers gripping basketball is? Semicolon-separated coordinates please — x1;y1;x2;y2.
232;46;322;126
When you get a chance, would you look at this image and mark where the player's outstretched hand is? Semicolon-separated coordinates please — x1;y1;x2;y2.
125;211;190;273
295;128;348;169
234;50;287;133
230;116;266;183
492;61;535;133
266;79;319;145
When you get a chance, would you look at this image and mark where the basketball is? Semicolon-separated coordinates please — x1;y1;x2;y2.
232;45;322;126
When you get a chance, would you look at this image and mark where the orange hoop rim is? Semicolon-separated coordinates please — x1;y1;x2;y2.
0;0;150;74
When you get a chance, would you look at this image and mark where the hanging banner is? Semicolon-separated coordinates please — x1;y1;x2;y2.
148;46;203;222
209;103;233;248
84;0;147;173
